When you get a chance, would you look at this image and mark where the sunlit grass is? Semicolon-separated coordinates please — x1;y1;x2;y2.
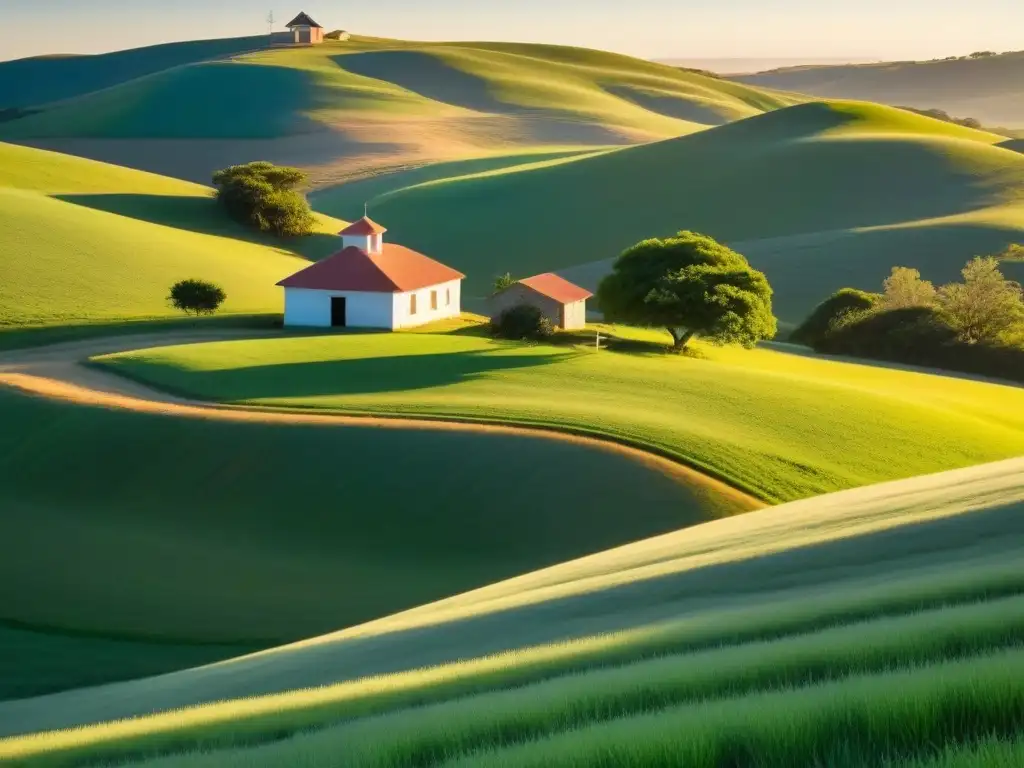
97;331;1024;502
4;554;1021;767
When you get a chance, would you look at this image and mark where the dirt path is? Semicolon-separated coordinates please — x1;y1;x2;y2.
0;331;762;510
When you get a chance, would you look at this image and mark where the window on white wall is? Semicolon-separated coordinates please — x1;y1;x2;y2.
410;294;417;315
446;288;451;306
431;290;438;311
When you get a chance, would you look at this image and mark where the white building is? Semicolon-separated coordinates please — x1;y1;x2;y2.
277;217;464;330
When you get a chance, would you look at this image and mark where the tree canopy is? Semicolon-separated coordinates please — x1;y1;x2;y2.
168;279;227;317
597;231;776;351
212;161;315;237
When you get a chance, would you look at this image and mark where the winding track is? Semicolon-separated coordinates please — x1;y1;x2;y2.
0;330;762;508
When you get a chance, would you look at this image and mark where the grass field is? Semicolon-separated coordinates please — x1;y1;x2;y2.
0;38;799;142
1;457;1020;764
736;50;1024;129
0;141;345;331
96;328;1024;503
0;36;277;110
0;37;802;186
0;374;739;688
311;99;1024;323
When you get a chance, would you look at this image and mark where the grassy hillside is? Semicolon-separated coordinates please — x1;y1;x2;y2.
2;457;1020;764
96;328;1024;503
735;51;1024;129
0;38;801;186
0;39;798;141
0;141;343;331
0;377;735;688
314;100;1024;323
0;36;275;110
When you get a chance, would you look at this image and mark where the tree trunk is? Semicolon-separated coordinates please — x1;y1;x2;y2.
668;327;695;351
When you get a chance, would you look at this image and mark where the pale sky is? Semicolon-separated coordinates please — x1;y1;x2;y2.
1;0;1021;63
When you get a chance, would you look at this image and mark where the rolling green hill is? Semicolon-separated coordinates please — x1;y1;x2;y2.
735;51;1024;129
0;36;276;110
0;371;740;698
2;456;1021;766
0;141;343;332
0;39;799;141
0;38;802;185
312;100;1024;324
97;328;1024;504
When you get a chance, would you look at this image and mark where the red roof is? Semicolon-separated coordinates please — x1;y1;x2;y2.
518;273;593;304
339;216;387;236
278;244;464;293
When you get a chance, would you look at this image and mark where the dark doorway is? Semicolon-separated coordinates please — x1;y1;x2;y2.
331;297;347;327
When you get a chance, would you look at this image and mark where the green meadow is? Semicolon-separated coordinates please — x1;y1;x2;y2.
98;328;1024;503
314;100;1024;323
0;28;1022;768
0;141;343;332
0;375;736;697
2;457;1020;765
0;38;799;142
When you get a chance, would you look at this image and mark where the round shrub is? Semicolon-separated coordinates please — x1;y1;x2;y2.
492;304;555;341
791;288;880;347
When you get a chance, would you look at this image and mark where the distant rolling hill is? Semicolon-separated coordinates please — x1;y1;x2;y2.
0;141;343;331
735;51;1024;130
0;36;276;109
311;100;1024;325
0;37;802;184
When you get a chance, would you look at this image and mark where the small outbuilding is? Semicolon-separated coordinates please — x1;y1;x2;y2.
490;273;593;330
277;217;464;329
285;12;324;44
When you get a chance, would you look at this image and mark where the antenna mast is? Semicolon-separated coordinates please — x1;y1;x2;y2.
267;10;275;36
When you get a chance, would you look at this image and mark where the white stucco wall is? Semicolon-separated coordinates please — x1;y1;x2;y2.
563;299;588;330
392;279;462;329
282;280;462;329
282;287;395;329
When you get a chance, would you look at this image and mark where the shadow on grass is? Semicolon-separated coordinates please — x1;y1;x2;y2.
1000;138;1023;154
604;85;731;125
0;315;280;352
54;194;342;261
253;498;1024;687
108;346;569;400
310;149;600;219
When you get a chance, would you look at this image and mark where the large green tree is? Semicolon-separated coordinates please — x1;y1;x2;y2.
598;231;777;351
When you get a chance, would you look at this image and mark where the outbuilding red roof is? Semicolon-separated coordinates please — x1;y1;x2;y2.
339;216;388;236
277;244;464;293
518;273;593;304
285;12;322;28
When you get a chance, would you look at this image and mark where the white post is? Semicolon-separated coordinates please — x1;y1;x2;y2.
595;329;601;350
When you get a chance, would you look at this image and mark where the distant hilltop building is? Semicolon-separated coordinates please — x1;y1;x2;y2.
285;12;324;45
277;217;465;329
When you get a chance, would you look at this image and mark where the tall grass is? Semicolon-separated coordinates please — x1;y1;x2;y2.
432;647;1024;768
894;736;1024;768
11;594;1022;768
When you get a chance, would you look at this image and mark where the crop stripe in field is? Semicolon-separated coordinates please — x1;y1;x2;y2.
12;593;1024;768
890;735;1024;767
435;647;1024;768
152;598;1024;768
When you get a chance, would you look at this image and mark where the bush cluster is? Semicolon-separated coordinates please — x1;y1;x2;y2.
796;254;1024;382
492;304;555;341
816;306;1024;382
790;288;880;347
212;161;315;237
